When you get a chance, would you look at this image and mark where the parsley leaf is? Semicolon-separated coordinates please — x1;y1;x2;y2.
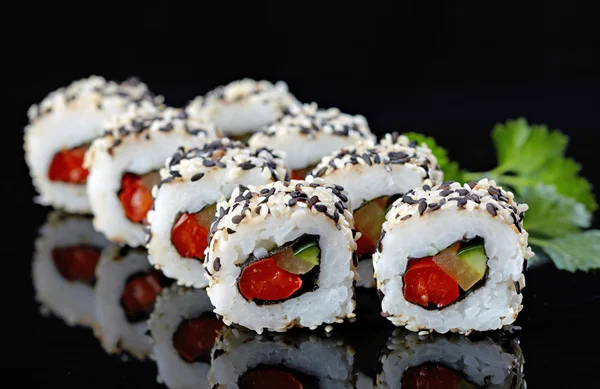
520;185;591;238
537;158;597;212
530;231;600;272
403;132;465;182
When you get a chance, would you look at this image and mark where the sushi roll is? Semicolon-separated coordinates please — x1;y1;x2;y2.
93;244;173;360
205;178;358;333
311;134;444;288
148;285;224;389
32;211;108;328
24;75;160;214
84;104;219;247
147;138;288;288
185;78;301;141
373;178;534;334
209;327;356;389
376;328;526;388
248;102;376;180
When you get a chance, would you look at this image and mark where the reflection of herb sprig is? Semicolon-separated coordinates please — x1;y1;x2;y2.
405;118;599;272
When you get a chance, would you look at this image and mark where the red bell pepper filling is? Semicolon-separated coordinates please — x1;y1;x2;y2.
240;369;303;389
47;145;90;183
402;363;457;389
51;246;101;283
118;172;156;223
403;257;459;308
290;165;315;180
354;196;389;257
239;256;302;302
173;316;224;363
120;270;163;318
171;204;216;261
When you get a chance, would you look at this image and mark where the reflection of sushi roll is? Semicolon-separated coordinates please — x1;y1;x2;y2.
376;328;525;388
32;211;108;328
205;178;357;333
94;244;173;360
209;327;356;388
147;138;288;288
186;78;300;141
249;102;376;180
24;76;160;214
85;105;219;247
374;179;534;334
312;134;444;288
148;285;224;389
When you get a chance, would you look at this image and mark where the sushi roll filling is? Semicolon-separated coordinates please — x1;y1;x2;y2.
172;311;224;363
401;362;478;389
47;143;90;184
402;237;489;309
290;163;319;180
120;269;170;323
354;195;399;258
237;234;321;305
52;244;101;285
239;364;317;389
118;171;160;224
170;203;216;262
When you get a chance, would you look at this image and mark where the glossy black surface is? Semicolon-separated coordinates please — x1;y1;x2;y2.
9;5;600;387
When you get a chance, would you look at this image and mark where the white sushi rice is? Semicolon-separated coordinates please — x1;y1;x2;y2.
148;285;218;389
373;179;534;334
23;75;160;214
312;134;444;288
209;327;356;389
32;211;108;328
147;138;288;288
93;244;155;360
186;78;301;136
205;178;358;333
85;104;219;247
248;102;376;171
376;330;525;388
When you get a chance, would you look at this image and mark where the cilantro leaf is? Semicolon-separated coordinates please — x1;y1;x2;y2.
537;158;597;212
520;185;591;238
403;132;465;182
530;231;600;272
491;118;569;175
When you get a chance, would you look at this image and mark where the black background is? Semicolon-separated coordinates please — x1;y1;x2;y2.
6;4;600;388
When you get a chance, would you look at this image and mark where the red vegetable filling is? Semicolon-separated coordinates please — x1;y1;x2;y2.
171;204;216;261
290;165;316;180
239;256;303;302
51;246;101;283
403;257;459;309
118;172;159;223
47;145;89;183
354;196;389;257
120;270;163;319
173;316;224;363
402;363;457;389
240;369;303;389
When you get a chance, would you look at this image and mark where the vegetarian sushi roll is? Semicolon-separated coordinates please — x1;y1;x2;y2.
24;75;160;214
205;178;358;333
147;138;288;288
248;102;376;179
376;328;525;388
32;211;108;328
148;285;224;389
373;179;534;334
85;104;219;247
186;78;301;141
209;327;356;388
312;134;443;288
94;244;173;360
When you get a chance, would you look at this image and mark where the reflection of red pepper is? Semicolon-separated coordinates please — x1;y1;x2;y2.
173;317;224;362
239;257;302;301
118;173;153;223
48;146;89;183
403;257;459;308
402;364;457;389
52;246;101;283
240;370;303;389
120;272;163;317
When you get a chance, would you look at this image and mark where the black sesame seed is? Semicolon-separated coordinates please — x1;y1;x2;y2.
337;192;348;202
468;193;481;204
456;189;469;196
523;259;528;273
205;267;212;277
314;204;327;213
400;214;412;221
191;172;204;182
213;257;221;272
161;176;174;185
226;228;235;234
428;202;438;209
260;188;270;194
488;186;500;196
467;181;477;189
288;198;298;206
310;196;319;206
310;183;319;188
362;153;372;166
457;197;468;208
440;189;453;197
334;184;344;191
402;195;416;205
418;201;427;215
422;184;431;191
515;281;521;294
486;203;497;216
232;214;245;224
315;167;327;177
169;170;181;178
203;160;216;167
240;162;256;170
